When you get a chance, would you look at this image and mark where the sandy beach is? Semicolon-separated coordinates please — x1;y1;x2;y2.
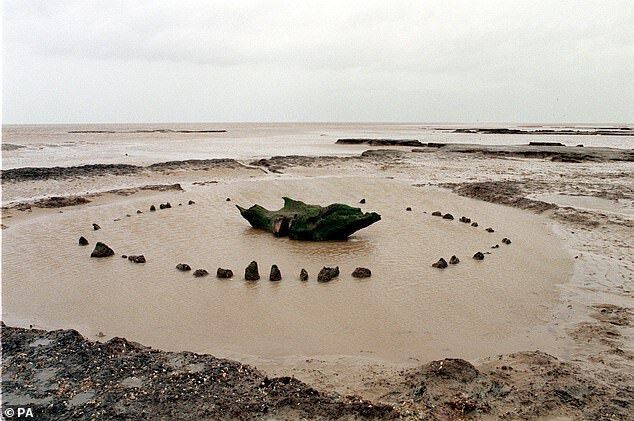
4;1;634;417
2;124;632;419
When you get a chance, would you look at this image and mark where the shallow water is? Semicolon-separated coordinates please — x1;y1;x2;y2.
2;177;571;364
2;122;632;169
531;193;634;216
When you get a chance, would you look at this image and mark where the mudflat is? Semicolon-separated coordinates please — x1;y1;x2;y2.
1;126;632;419
2;176;571;365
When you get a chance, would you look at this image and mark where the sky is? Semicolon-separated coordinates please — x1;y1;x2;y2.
2;1;633;124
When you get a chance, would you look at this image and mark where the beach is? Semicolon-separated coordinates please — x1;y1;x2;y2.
2;124;633;419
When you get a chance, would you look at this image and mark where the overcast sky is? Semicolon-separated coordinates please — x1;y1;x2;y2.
3;1;633;124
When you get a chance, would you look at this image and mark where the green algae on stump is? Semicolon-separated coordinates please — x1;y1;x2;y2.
236;197;381;241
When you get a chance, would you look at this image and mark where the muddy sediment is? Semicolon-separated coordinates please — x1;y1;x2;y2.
412;143;634;162
2;184;183;210
1;143;26;151
450;127;634;136
250;149;406;172
391;351;633;419
2;138;632;419
0;325;395;420
440;181;558;213
0;159;241;182
3;144;630;184
441;180;634;229
3;175;566;361
336;138;424;147
3;324;632;420
68;129;228;134
250;155;358;172
1;163;140;182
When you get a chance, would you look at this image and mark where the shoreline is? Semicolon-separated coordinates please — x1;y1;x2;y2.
2;142;632;419
2;319;631;419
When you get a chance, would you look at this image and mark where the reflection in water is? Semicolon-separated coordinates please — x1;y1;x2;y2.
287;237;374;258
240;217;376;259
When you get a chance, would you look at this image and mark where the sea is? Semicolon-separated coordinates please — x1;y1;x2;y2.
2;122;632;170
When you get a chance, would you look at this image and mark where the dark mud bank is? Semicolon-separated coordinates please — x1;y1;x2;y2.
68;129;227;134
4;143;631;183
2;183;184;210
1;159;241;182
2;324;632;419
450;127;633;136
412;143;634;162
0;325;395;420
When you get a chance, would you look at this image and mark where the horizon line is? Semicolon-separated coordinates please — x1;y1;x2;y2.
3;121;633;127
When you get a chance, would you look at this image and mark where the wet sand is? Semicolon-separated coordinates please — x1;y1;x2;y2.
1;176;571;365
3;122;632;170
2;133;632;418
5;323;632;420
